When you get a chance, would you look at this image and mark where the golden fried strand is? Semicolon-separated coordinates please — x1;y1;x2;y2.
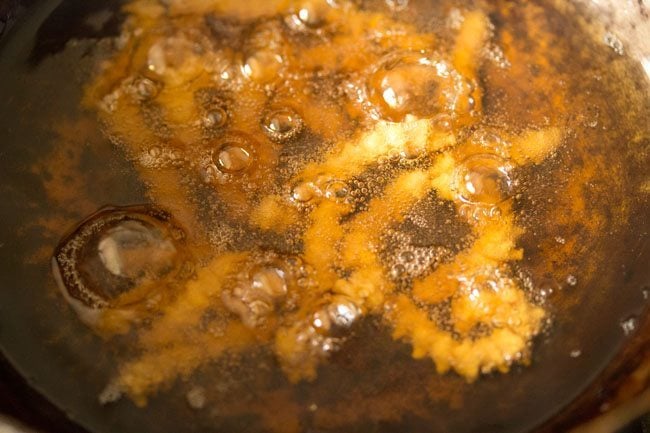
336;169;434;309
390;293;544;381
509;127;563;165
113;253;261;403
117;322;256;406
298;120;454;183
392;125;562;376
303;201;352;288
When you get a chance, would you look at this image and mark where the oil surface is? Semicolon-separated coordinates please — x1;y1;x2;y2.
0;1;648;433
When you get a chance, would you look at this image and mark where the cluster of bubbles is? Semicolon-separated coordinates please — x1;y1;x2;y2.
281;295;362;370
387;242;451;283
100;74;161;113
620;315;638;336
291;175;351;204
138;145;185;169
221;254;310;328
91;4;492;287
101;0;477;169
385;0;409;12
457;267;519;325
603;32;625;56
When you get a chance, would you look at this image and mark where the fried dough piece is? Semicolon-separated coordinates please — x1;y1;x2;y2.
451;10;491;123
111;253;265;403
390;293;544;381
298;120;454;184
116;322;257;406
336;169;435;309
400;128;561;376
303;201;352;288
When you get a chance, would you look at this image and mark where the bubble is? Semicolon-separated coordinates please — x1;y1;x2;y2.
202;107;228;129
147;41;167;74
98;382;123;405
248;299;274;317
148;146;162;158
222;290;268;328
399;250;416;263
569;349;582;358
432;113;453;132
292;182;317;203
130;76;160;101
324;180;349;202
286;1;331;31
312;310;332;333
250;265;288;298
386;0;409;12
620;315;638;336
566;274;578;287
186;386;207;410
100;89;120;113
214;144;252;173
222;259;293;328
146;35;204;76
194;87;231;130
327;297;361;330
486;43;511;69
531;276;561;304
262;108;303;141
604;32;624;56
52;206;186;314
97;221;177;281
139;145;186;169
399;144;424;160
256;298;353;372
487;205;502;218
366;52;465;122
471;129;508;152
390;264;406;279
308;297;360;339
241;50;284;84
454;154;514;205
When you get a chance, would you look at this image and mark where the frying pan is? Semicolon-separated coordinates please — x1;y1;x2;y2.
0;0;648;432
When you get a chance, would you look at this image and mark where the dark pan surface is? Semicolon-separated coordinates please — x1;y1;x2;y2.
0;1;648;432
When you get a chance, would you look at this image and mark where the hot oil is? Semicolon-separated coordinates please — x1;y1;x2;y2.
23;0;649;431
